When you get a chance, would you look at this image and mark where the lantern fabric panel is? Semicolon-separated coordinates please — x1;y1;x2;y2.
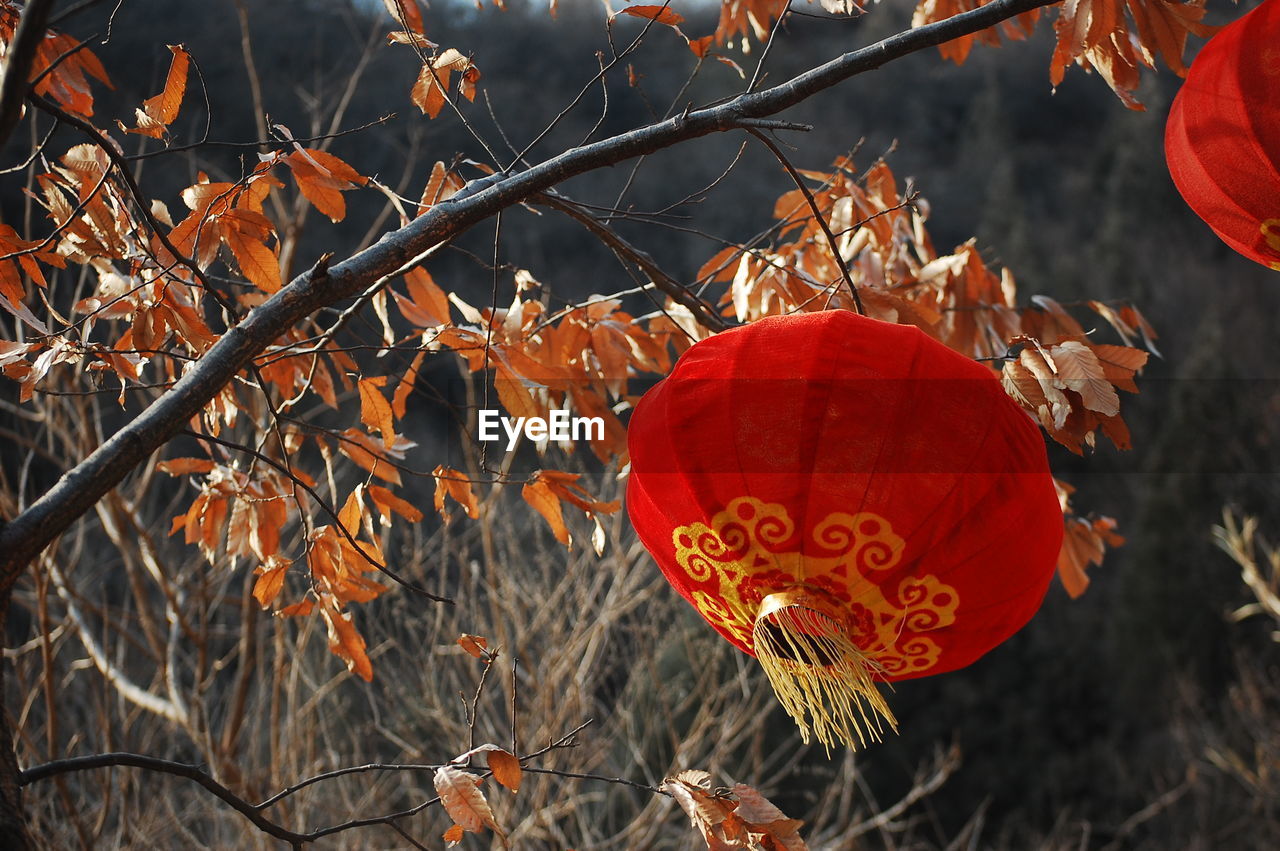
626;311;1063;748
1164;0;1280;270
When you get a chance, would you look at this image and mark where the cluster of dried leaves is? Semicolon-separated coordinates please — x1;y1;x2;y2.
663;770;808;851
704;0;1211;108
1;0;1174;722
695;152;1156;594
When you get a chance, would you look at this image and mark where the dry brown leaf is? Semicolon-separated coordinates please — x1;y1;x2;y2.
1048;340;1119;416
661;772;740;850
358;377;396;448
368;484;423;525
252;555;291;608
412;49;479;118
457;633;489;659
396;266;451;327
276;599;315;618
433;765;508;847
454;744;523;793
486;748;522;794
522;479;569;546
319;595;373;681
433;465;479;521
156;457;216;475
617;5;685;27
1017;347;1072;430
1090;343;1148;393
219;208;281;293
124;44;189;137
382;0;425;34
732;783;808;850
337;428;404;485
283;149;367;223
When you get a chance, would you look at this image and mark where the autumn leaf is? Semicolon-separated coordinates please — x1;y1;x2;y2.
711;0;789;45
1047;340;1119;416
522;479;569;546
521;470;619;548
485;749;522;794
358;376;396;448
1055;479;1125;597
1050;0;1211;108
688;35;714;57
156;457;216;475
433;465;480;521
382;0;425;34
282;148;368;223
1091;343;1148;393
0;223;64;333
337;428;411;485
417;161;464;214
393;266;451;327
252;555;291;607
28;30;113;119
1059;516;1110;598
457;633;490;659
661;771;739;850
452;744;523;793
732;783;809;850
217;208;282;293
319;594;373;681
617;6;685;27
412;49;480;118
368;484;423;525
276;599;315;618
124;45;190;138
433;765;508;847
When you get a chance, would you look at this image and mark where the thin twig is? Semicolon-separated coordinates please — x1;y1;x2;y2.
536;193;728;332
19;753;312;845
746;127;865;314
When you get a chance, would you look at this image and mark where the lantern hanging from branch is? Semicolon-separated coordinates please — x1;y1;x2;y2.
1164;0;1280;270
626;311;1063;749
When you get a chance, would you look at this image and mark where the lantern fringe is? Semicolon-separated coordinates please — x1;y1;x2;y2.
752;596;898;752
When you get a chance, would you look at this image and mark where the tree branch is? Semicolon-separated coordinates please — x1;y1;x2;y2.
534;192;729;332
746;127;864;314
0;0;55;150
0;0;1062;585
19;753;313;846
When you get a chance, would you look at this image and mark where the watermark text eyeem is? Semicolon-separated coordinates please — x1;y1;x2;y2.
477;409;604;451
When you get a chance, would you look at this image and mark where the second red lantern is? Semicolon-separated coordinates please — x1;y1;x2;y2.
1164;0;1280;270
627;311;1063;749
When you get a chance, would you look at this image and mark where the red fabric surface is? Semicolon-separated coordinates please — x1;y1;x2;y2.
627;311;1062;681
1165;0;1280;270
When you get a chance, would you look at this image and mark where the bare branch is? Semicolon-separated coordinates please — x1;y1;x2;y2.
0;0;55;150
19;752;312;846
746;127;864;314
535;193;728;332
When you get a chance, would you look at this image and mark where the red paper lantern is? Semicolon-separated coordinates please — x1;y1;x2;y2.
626;311;1063;749
1164;0;1280;270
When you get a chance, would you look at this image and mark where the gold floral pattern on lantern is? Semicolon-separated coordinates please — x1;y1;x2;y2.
671;497;958;675
1261;218;1280;270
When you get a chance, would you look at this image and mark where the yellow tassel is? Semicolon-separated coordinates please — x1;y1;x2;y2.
752;589;898;751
